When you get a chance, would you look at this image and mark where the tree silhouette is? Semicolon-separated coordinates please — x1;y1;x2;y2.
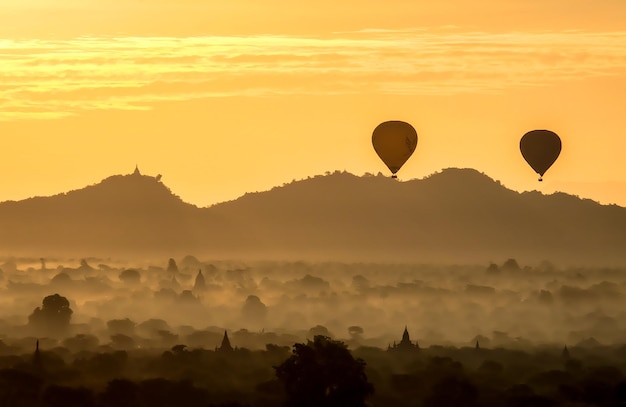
28;294;73;335
107;318;136;336
110;334;135;350
307;325;332;338
119;269;141;285
275;335;373;407
62;334;99;352
0;369;43;407
166;258;179;274
99;379;139;407
502;258;521;272
42;384;95;407
79;258;94;272
348;326;364;338
424;375;478;407
242;295;268;323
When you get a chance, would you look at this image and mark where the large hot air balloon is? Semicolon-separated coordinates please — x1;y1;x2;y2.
520;129;561;182
372;121;418;178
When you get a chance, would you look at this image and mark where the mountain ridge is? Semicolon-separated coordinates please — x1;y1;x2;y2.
1;168;624;266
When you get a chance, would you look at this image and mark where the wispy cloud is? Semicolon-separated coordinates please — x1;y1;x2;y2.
1;28;625;120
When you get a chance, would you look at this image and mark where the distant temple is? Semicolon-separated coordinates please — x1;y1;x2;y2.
388;326;419;352
132;165;163;182
217;330;234;353
193;270;206;292
33;339;42;372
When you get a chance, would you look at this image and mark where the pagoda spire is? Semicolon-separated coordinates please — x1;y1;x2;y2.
388;326;418;352
218;330;233;353
402;326;410;342
33;339;42;371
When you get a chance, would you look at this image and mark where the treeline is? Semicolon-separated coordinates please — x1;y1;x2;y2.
3;337;626;406
2;344;286;407
359;345;626;406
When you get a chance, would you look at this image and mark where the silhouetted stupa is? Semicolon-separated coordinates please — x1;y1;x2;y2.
217;330;233;353
388;326;419;352
33;339;42;372
193;269;206;291
562;345;570;359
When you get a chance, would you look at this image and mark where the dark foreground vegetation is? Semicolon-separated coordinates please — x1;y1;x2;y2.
3;335;626;406
3;256;626;405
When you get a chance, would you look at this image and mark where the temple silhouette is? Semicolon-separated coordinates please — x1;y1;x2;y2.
388;326;419;352
217;330;234;353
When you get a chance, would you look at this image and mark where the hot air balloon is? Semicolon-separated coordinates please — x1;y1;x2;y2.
520;129;561;182
372;121;418;178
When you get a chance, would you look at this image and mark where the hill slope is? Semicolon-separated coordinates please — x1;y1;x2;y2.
0;172;211;256
208;169;626;265
1;168;625;265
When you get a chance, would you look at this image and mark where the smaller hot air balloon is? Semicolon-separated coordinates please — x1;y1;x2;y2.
372;121;418;178
520;129;561;182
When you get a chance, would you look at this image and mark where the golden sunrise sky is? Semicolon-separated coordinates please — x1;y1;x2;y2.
1;0;625;207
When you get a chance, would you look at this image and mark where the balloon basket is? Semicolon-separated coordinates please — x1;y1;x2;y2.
391;175;398;179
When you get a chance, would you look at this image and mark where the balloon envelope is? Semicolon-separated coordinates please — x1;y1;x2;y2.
520;130;561;179
372;121;418;175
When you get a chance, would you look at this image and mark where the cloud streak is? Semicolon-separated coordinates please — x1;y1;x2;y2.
1;28;625;120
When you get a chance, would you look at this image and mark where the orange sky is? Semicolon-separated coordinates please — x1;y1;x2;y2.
1;0;625;207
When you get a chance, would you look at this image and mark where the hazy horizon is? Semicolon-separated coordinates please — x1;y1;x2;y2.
2;166;625;210
2;167;625;267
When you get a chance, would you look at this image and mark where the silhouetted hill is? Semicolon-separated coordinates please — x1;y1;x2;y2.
208;169;626;265
1;168;625;265
0;172;213;256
